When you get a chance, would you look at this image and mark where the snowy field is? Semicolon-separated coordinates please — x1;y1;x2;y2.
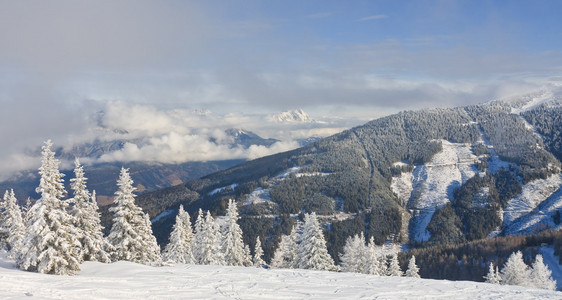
0;253;559;300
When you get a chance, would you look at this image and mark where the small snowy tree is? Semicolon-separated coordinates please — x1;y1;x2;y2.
107;167;160;264
271;223;300;269
0;193;7;250
484;262;501;284
405;255;420;278
296;213;336;271
386;244;403;277
192;210;223;265
529;254;556;290
22;198;32;226
364;237;384;275
17;140;82;275
222;199;251;266
70;160;112;263
1;189;25;256
140;213;162;263
340;232;367;273
162;205;194;264
253;236;266;268
500;251;530;287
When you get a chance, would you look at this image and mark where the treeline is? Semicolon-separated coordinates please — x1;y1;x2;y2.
404;229;562;282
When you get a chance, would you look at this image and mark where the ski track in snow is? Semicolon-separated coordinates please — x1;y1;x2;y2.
394;140;479;242
0;252;559;299
503;174;562;235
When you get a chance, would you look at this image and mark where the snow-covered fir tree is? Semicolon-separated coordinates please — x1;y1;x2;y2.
270;223;300;269
70;160;112;263
500;251;530;287
140;213;162;263
405;255;420;278
222;199;251;266
253;236;266;268
107;167;160;264
386;244;403;277
1;189;25;257
0;193;7;249
484;262;501;284
340;232;367;273
17;140;82;275
192;210;223;265
529;254;557;290
364;236;385;275
296;212;336;271
22;198;33;226
162;205;194;264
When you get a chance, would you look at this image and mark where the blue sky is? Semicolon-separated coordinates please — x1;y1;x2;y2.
1;0;562;171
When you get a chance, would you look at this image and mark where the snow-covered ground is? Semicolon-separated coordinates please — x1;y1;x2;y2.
394;140;479;242
0;253;559;299
503;173;562;234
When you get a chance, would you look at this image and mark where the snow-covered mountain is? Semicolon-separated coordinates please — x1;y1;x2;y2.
496;85;562;114
0;251;559;299
271;108;314;123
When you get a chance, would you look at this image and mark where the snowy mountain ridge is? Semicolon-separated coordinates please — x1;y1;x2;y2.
493;85;562;114
271;108;314;123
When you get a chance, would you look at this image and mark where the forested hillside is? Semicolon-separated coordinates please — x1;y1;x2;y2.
140;99;562;264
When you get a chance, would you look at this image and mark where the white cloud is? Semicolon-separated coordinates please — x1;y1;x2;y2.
357;15;388;22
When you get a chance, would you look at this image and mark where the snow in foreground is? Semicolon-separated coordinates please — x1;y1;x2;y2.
0;254;559;299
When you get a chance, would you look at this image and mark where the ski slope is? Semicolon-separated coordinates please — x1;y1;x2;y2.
0;252;559;299
503;173;562;235
393;140;479;242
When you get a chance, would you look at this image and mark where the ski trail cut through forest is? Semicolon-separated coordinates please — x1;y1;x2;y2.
353;131;374;204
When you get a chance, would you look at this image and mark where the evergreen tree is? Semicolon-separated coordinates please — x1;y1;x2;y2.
529;254;557;290
23;198;32;226
405;255;420;278
386;244;403;276
162;205;194;264
0;192;7;250
272;223;300;269
70;160;112;263
140;213;162;263
340;232;367;273
500;251;530;287
243;244;252;267
17;140;82;275
2;190;25;257
296;212;336;271
364;237;384;275
484;262;501;284
107;167;160;264
192;210;223;265
253;236;266;268
222;199;250;266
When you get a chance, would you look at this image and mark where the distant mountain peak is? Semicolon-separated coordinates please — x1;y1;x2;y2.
271;109;313;123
